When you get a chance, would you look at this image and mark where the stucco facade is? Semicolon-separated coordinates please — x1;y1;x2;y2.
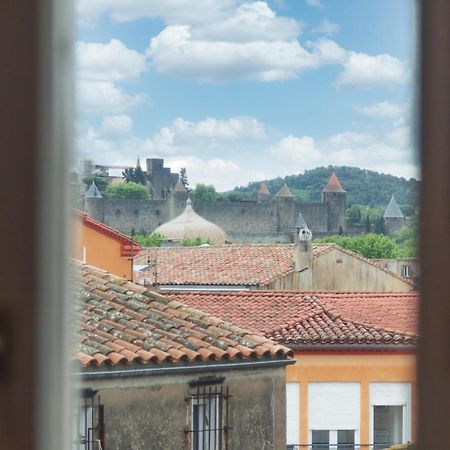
286;352;417;448
81;365;288;450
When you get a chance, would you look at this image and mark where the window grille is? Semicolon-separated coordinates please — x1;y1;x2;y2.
186;381;229;450
401;265;411;278
73;390;105;450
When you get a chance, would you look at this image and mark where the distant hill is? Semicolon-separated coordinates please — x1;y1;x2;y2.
231;166;419;208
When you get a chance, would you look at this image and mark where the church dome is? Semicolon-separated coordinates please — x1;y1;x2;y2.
154;199;229;245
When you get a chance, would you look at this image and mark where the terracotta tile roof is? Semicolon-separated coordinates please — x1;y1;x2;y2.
135;244;297;286
323;172;345;193
74;209;140;257
74;263;292;367
258;182;270;195
134;242;412;288
165;291;418;348
274;183;294;198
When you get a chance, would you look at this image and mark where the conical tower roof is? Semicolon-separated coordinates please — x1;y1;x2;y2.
173;178;187;193
383;195;404;218
258;182;270;196
85;181;103;198
274;183;293;198
323;172;345;193
154;199;229;245
294;212;308;229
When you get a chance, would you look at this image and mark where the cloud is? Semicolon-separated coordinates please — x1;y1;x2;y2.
98;115;133;137
147;23;316;83
268;135;323;165
312;19;339;35
353;101;406;119
76;39;147;81
76;0;236;27
306;0;324;8
336;51;409;88
193;2;301;42
165;155;267;191
75;39;148;114
76;81;146;114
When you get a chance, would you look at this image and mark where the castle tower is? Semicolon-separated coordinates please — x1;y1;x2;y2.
292;212;313;290
274;184;294;235
383;195;405;234
322;172;346;234
84;182;105;222
257;182;271;202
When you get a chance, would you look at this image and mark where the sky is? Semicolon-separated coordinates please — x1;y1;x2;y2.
75;0;418;191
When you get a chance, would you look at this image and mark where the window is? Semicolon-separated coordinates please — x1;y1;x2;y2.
311;430;355;450
373;405;403;449
401;264;411;278
73;390;105;450
186;379;229;450
369;383;411;448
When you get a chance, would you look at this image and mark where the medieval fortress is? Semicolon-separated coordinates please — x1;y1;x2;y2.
80;158;403;242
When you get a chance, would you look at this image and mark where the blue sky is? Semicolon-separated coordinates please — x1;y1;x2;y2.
75;0;418;191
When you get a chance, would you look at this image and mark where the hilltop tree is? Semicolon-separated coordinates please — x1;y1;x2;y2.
123;158;147;185
105;182;150;200
191;183;218;202
179;167;190;191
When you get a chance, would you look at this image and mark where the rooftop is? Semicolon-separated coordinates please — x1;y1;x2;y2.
274;183;294;198
384;195;404;218
74;263;292;367
322;172;345;193
165;291;418;348
134;242;412;288
153;199;229;245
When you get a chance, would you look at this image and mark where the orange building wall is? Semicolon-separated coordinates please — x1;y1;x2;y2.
73;220;132;280
286;353;417;446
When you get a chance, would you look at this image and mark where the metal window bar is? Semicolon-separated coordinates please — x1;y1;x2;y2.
186;385;229;450
73;395;105;450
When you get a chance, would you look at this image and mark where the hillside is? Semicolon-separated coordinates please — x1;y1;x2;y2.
231;166;419;208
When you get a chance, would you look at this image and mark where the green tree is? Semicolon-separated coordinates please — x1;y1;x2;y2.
316;233;402;259
105;182;150;200
191;183;218;202
134;232;165;247
179;167;189;191
82;176;110;193
392;221;417;257
122;166;147;185
374;216;386;234
347;205;362;224
181;237;213;246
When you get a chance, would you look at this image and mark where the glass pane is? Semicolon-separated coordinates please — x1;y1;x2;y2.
338;430;355;450
312;430;329;450
374;405;403;449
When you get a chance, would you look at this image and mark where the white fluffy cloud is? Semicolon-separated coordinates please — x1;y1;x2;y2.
76;81;146;114
268;135;323;165
148;24;316;83
354;101;406;118
312;19;339;35
98;115;133;137
76;39;148;114
76;40;147;81
336;51;408;88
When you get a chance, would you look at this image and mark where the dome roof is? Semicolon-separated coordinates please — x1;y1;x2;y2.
154;199;229;245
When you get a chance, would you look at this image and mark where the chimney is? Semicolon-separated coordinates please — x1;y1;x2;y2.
292;212;313;290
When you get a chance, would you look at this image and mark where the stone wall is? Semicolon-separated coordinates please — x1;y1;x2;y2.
84;191;346;242
84;365;287;450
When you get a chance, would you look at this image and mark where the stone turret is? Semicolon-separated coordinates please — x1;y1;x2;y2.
322;172;346;234
85;181;102;198
292;212;313;290
274;184;294;234
257;182;271;202
383;195;405;234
